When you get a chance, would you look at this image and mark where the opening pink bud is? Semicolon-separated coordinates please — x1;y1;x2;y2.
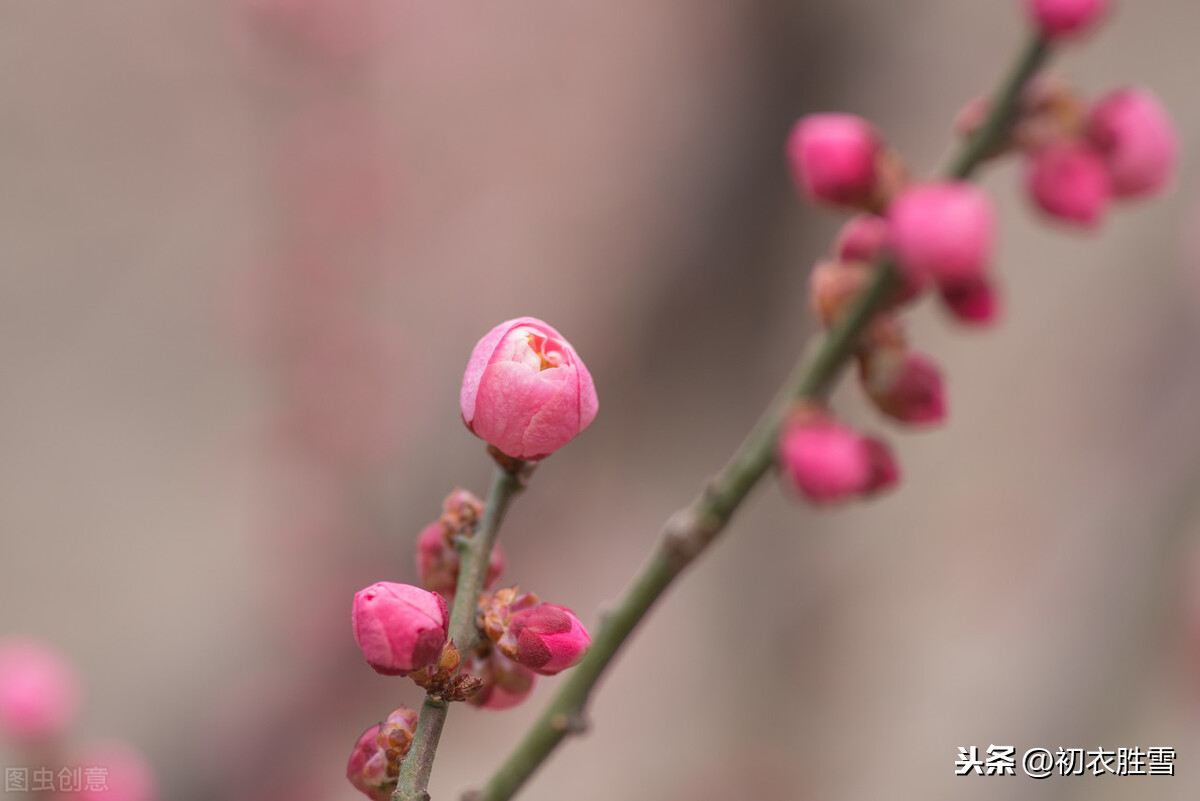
777;412;898;504
1025;141;1110;227
75;742;157;801
1026;0;1110;39
504;604;590;676
889;182;995;285
786;113;882;208
461;317;598;461
860;350;947;425
939;275;1000;326
352;582;449;676
0;639;81;743
1087;88;1178;199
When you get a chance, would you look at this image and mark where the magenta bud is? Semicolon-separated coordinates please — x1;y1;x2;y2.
460;317;598;461
889;182;995;286
0;639;81;743
786;113;883;208
1087;87;1178;199
777;408;899;504
499;604;590;676
465;648;538;711
352;582;449;676
939;275;1001;326
1026;0;1110;40
1025;141;1110;228
860;349;947;425
346;706;419;801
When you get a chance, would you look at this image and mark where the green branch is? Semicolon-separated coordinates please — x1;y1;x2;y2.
467;33;1051;801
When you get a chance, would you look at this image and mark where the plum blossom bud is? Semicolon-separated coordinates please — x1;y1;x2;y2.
777;407;898;504
346;706;419;801
1025;141;1110;227
464;647;538;711
1087;88;1178;199
1026;0;1110;40
859;349;947;425
786;114;882;208
76;742;157;801
889;182;995;285
0;639;81;742
939;276;1000;326
352;582;449;676
493;603;590;676
461;317;598;461
415;489;505;601
834;214;890;263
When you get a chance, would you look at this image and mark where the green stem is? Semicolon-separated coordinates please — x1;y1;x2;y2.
468;33;1052;801
393;461;529;801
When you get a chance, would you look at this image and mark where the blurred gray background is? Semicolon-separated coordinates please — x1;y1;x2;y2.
3;1;1200;799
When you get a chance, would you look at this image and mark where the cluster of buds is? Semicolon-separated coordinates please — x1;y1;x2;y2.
780;1;1175;505
349;315;597;798
0;639;158;801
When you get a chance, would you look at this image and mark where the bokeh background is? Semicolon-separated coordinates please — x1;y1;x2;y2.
3;1;1200;799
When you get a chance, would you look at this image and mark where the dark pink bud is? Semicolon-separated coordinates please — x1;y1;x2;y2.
786;114;882;208
777;409;899;504
345;706;418;801
939;275;1001;326
860;350;947;425
0;639;81;743
1025;141;1110;228
1026;0;1110;40
464;648;538;711
889;182;995;285
461;317;598;461
500;604;590;676
1087;87;1178;199
352;582;449;676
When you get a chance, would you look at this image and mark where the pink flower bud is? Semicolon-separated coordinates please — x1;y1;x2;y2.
352;582;449;676
1026;0;1110;39
0;639;81;743
415;490;505;601
777;410;898;504
1087;87;1178;199
860;349;947;425
939;275;1000;326
464;648;538;711
346;706;418;801
1025;141;1110;227
786;114;882;208
888;182;995;285
497;604;590;676
834;214;890;263
76;741;157;801
461;317;598;461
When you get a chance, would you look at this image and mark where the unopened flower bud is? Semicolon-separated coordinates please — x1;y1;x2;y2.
0;639;81;743
939;275;1000;326
76;741;157;801
464;647;538;711
777;405;898;504
889;182;995;285
1025;141;1110;227
786;113;883;209
415;490;505;601
834;214;890;263
346;706;419;801
352;582;449;676
461;317;598;461
492;603;590;676
1087;87;1178;199
1026;0;1110;40
859;349;947;425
